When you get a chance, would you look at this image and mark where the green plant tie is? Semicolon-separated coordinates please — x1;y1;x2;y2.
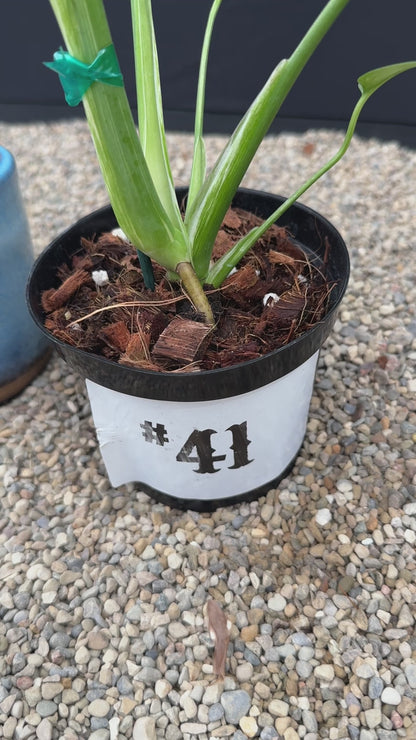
44;45;123;106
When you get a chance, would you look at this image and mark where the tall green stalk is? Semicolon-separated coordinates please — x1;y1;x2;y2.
48;0;188;273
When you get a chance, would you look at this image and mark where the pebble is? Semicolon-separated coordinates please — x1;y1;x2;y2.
355;663;375;679
239;716;258;737
103;598;120;616
302;710;318;732
75;645;90;664
26;564;50;581
365;703;382;729
3;718;17;739
208;703;224;722
405;663;416;689
1;122;416;740
391;710;404;729
88;631;110;650
36;719;53;740
41;682;63;700
221;690;252;724
283;728;300;740
241;624;258;642
381;687;402;705
133;717;156;740
203;683;223;705
167;552;182;569
260;730;279;740
297;660;314;679
181;723;208;735
116;675;133;695
269;700;290;717
181;694;197;719
155;678;172;699
89;699;111;718
314;664;335;682
268;594;287;612
236;662;254;681
36;701;57;718
168;621;189;639
315;508;332;526
368;676;384;699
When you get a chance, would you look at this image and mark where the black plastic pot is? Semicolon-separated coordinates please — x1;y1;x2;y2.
27;188;349;510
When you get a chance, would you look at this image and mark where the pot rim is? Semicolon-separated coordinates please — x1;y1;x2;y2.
27;187;349;402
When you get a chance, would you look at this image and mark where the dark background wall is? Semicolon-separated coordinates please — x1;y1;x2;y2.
1;1;415;146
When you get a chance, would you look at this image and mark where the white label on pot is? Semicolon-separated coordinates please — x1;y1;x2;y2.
85;351;319;500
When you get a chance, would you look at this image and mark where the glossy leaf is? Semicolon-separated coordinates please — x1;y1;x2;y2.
207;60;416;287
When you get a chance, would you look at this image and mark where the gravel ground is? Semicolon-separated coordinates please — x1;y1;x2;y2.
0;119;415;740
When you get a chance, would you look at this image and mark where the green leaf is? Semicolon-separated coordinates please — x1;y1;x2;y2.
207;60;416;287
186;58;289;280
358;61;416;96
131;0;183;227
186;0;223;215
187;0;352;280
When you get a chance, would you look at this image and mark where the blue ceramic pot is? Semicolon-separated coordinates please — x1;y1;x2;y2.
0;146;50;402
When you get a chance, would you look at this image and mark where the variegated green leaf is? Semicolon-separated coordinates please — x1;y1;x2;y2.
131;0;184;227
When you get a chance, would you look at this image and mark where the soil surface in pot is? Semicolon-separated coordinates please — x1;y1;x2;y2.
41;207;334;372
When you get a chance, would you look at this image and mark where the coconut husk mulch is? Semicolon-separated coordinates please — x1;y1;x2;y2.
41;207;334;372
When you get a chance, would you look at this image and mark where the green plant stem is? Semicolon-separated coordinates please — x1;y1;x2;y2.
284;0;351;83
176;262;215;325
